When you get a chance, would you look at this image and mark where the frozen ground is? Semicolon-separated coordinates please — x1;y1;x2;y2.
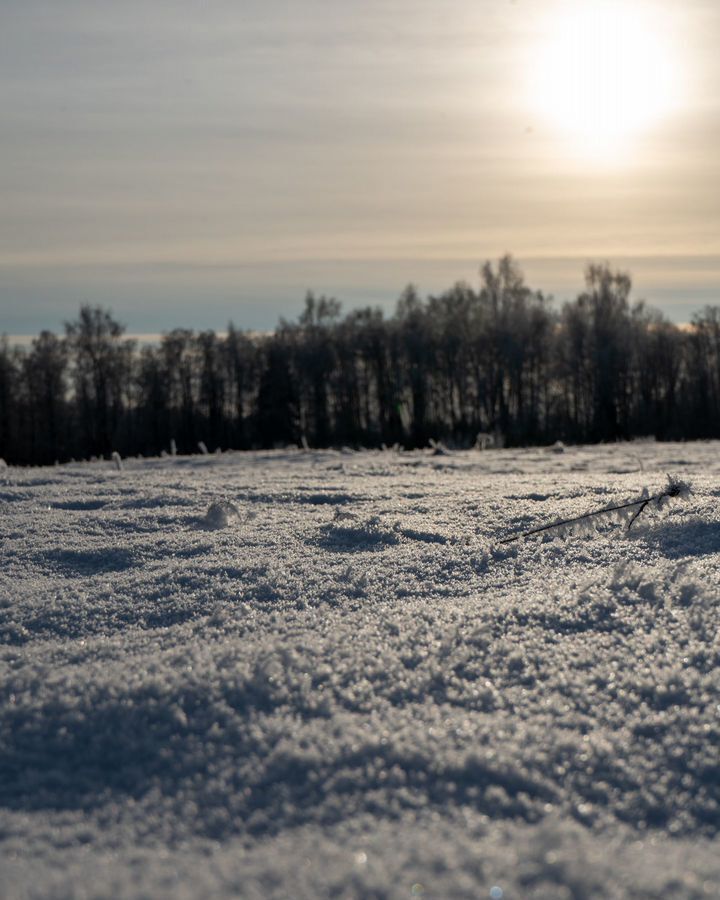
1;441;719;899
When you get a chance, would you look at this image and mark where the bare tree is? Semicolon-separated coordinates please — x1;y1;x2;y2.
65;306;135;458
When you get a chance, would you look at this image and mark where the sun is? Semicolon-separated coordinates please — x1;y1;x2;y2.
532;2;680;160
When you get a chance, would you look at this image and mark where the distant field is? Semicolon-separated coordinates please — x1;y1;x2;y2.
5;333;170;348
1;443;719;899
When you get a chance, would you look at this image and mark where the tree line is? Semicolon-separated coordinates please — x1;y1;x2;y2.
1;256;719;466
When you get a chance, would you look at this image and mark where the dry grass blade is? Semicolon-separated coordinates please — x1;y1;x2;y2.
500;474;691;544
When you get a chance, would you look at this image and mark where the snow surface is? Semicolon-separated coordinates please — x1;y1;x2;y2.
1;442;719;899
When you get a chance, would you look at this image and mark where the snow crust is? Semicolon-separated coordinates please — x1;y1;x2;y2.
1;442;719;898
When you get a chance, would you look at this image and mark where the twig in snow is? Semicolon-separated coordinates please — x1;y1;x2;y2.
500;475;691;544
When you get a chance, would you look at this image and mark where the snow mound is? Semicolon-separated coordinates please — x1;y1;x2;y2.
319;514;400;550
202;500;241;529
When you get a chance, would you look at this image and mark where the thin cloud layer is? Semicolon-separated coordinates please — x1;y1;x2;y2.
1;0;718;331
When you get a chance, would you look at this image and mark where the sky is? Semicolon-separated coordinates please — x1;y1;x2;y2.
1;0;719;336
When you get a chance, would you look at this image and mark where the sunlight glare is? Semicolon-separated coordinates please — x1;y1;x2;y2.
532;2;681;160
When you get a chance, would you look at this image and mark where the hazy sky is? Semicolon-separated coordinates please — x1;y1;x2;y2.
2;0;719;334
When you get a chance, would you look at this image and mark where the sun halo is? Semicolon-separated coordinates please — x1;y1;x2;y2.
532;2;680;162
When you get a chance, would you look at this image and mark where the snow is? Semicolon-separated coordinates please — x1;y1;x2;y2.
1;442;719;898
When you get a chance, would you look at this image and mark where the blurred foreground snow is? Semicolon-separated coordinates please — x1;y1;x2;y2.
1;442;719;898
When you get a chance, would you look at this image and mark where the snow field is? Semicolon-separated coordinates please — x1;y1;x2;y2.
1;442;719;898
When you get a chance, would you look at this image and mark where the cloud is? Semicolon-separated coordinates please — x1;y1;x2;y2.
0;0;718;330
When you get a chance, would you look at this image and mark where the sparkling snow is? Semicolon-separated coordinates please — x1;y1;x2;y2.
1;442;719;898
